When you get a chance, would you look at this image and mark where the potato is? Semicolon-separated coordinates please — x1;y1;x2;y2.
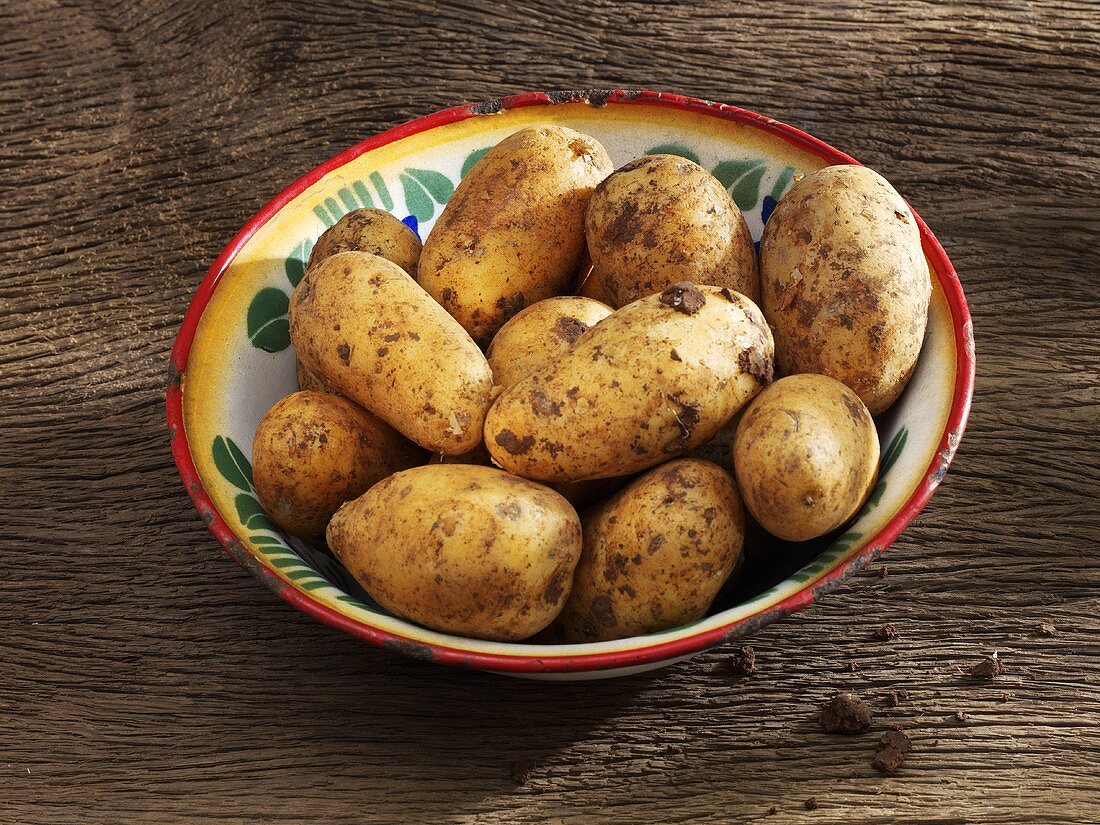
733;373;879;542
585;154;759;308
418;126;613;344
759;164;931;414
426;441;494;466
289;251;494;454
253;391;423;543
327;464;583;641
484;282;774;482
424;436;619;510
576;264;616;306
307;208;421;274
556;459;746;642
486;296;612;389
295;359;334;394
296;209;423;390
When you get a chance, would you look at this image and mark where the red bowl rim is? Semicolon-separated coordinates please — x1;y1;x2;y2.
166;89;975;674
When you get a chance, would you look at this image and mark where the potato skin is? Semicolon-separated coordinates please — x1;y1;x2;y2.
576;265;616;306
418;126;613;344
759;165;931;414
484;283;774;482
733;373;879;542
586;155;759;308
327;464;583;641
307;208;421;274
557;459;746;642
289;251;494;455
486;296;612;389
295;359;335;394
253;391;423;543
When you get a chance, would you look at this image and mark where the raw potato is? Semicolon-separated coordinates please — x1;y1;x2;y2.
586;154;759;307
576;265;616;306
734;373;879;542
253;391;422;543
289;251;494;454
418;126;613;344
759;164;931;414
486;296;612;389
327;464;583;641
296;209;423;390
295;359;334;394
307;208;421;274
484;282;774;482
556;459;746;642
425;437;621;509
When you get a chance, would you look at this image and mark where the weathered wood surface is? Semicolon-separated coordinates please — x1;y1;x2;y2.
1;0;1098;822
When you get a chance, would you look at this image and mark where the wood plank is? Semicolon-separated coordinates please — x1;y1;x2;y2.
1;1;1097;822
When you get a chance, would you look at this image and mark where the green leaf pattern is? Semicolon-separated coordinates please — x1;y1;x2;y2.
645;143;701;164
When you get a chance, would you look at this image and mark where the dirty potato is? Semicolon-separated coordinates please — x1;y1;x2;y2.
484;283;774;482
252;391;423;543
486;296;612;389
733;374;879;542
289;251;494;455
418;126;613;344
759;164;931;414
557;459;746;642
585;154;759;307
307;208;421;274
327;464;583;641
295;359;335;394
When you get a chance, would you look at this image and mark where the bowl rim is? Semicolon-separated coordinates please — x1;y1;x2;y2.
167;89;975;674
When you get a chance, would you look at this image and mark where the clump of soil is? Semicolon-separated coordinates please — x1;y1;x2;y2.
1038;622;1057;636
819;692;873;734
884;688;910;707
805;797;819;811
872;730;912;775
969;655;1005;679
872;623;897;640
727;645;756;676
951;711;971;723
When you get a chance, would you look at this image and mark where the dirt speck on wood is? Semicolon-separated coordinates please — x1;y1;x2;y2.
727;645;756;676
969;655;1006;679
819;691;873;734
872;730;912;775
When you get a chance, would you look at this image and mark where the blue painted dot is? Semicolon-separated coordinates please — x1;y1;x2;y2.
401;214;420;240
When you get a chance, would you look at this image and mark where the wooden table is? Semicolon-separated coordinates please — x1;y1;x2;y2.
3;1;1098;822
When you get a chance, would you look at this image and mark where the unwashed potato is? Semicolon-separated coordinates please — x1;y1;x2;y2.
576;265;616;306
733;373;879;542
759;164;931;414
295;359;334;394
585;154;759;308
484;282;774;482
327;464;583;641
307;208;421;274
296;209;423;389
486;296;612;389
289;251;494;455
253;391;423;543
556;458;746;642
425;437;622;510
418;126;613;344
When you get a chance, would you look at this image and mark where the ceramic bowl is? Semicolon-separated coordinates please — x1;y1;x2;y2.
167;90;974;680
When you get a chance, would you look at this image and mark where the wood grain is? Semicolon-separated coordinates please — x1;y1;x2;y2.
1;0;1098;822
